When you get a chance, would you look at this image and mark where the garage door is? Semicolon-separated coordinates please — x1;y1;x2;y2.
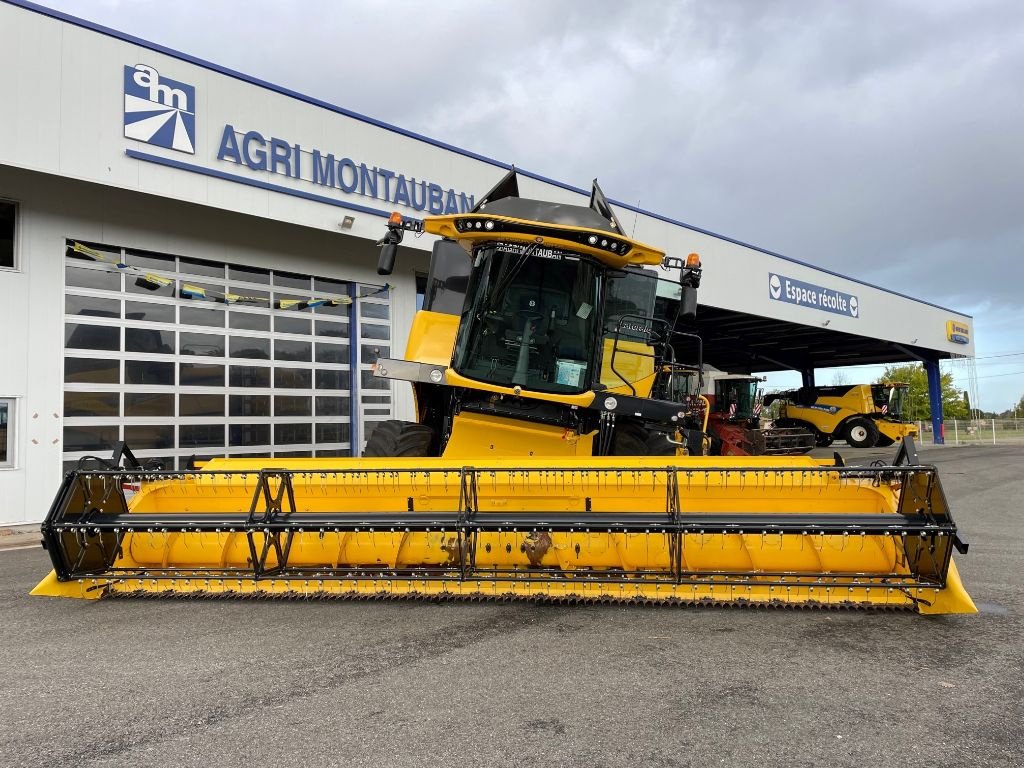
61;241;392;471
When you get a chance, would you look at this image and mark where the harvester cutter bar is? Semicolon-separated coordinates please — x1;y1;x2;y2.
83;571;937;592
762;428;816;453
105;591;922;611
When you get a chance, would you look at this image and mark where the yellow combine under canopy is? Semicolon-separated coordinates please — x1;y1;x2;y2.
34;447;974;614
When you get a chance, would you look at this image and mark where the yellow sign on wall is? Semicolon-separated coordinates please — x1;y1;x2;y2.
946;320;970;345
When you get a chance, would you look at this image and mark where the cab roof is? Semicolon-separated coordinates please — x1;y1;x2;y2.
479;197;618;233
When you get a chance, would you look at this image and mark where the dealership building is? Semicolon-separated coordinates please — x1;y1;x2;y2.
0;0;975;526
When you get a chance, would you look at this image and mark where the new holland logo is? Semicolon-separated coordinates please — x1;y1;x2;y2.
946;320;970;345
123;64;196;154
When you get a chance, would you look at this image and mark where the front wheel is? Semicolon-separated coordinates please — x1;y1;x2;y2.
610;420;648;455
362;420;436;457
644;431;680;456
611;421;680;456
845;417;879;448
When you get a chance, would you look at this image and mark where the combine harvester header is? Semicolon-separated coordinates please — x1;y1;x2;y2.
33;171;975;613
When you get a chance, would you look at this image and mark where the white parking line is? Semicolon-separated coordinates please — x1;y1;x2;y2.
0;544;39;553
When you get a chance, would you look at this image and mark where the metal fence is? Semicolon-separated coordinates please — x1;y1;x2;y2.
918;419;1024;445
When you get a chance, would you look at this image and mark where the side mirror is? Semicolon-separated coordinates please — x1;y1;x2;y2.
377;243;398;276
680;286;698;318
376;211;423;276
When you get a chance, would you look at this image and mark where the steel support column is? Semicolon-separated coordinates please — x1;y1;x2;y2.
348;280;360;456
801;369;815;389
924;358;944;445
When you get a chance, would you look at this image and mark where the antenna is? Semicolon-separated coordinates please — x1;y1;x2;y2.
632;200;640;238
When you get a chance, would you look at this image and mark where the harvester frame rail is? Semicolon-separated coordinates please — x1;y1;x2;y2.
41;456;966;601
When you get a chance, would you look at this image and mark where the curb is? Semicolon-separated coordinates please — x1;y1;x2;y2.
0;526;41;551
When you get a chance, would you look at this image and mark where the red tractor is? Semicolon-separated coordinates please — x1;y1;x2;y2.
704;373;815;456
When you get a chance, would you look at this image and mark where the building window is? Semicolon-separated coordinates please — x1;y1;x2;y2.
0;399;14;466
0;201;16;269
61;240;391;467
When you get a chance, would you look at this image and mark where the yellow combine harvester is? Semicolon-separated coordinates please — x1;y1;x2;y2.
34;171;974;613
767;383;920;448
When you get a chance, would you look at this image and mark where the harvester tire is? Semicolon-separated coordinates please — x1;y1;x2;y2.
611;420;676;456
610;420;648;455
815;433;834;448
363;420;435;457
645;431;678;456
845;417;879;448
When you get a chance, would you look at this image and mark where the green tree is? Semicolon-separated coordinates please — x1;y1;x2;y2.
876;364;967;421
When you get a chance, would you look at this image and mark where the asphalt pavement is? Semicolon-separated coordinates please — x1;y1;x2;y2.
0;444;1021;768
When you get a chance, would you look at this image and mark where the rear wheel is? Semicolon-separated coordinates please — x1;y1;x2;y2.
845;417;879;448
362;420;436;457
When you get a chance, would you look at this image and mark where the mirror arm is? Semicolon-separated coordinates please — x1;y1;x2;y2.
375;214;424;276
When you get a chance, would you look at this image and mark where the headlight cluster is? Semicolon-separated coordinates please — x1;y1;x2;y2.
586;234;625;253
455;219;496;232
453;217;630;255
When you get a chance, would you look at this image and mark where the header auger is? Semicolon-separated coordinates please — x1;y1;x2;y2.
34;170;975;613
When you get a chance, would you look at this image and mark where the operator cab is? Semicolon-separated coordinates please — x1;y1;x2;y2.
452;246;676;395
713;377;758;420
454;243;600;393
871;382;909;420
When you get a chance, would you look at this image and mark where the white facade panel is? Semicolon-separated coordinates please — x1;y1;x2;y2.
0;9;63;171
654;230;973;356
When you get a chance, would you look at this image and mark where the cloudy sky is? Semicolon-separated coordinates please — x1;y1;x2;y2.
47;0;1024;410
